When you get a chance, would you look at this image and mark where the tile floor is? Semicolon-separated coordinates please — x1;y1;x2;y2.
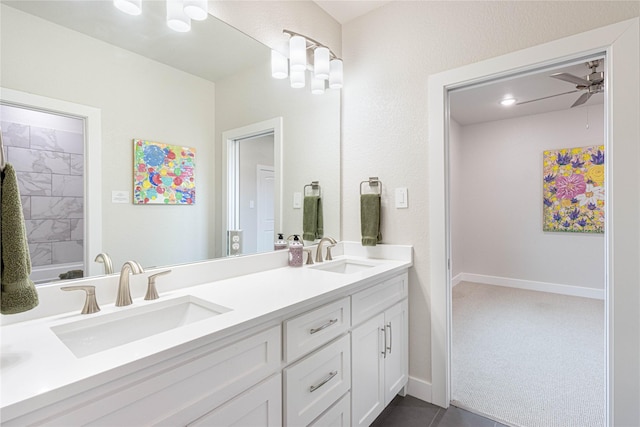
371;395;509;427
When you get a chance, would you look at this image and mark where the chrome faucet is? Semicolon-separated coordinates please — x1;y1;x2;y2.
116;260;145;307
315;237;337;263
94;252;114;275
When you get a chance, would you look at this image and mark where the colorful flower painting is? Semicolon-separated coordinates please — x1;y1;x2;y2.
133;139;196;205
543;145;604;233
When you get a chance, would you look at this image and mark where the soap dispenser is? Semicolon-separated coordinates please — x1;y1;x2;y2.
288;235;303;267
274;233;287;251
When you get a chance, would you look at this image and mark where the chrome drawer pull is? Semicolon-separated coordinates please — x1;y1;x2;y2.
310;318;338;334
386;322;393;354
310;370;338;393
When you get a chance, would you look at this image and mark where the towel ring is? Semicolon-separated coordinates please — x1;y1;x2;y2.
360;177;382;195
304;181;322;197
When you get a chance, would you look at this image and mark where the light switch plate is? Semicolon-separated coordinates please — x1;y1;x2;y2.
395;187;408;208
293;192;302;209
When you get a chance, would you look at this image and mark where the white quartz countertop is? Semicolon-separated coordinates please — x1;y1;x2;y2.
0;244;412;421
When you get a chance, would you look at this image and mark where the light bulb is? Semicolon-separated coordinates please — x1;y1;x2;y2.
183;0;207;21
329;59;343;89
290;69;305;89
167;0;191;32
314;47;330;80
113;0;141;15
271;50;288;79
289;35;307;72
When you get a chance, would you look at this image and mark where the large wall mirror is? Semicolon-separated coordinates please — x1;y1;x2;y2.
0;0;341;285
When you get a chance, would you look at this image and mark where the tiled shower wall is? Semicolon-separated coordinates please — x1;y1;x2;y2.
1;106;84;280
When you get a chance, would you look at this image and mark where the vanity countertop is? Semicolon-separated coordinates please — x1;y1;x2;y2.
0;243;412;421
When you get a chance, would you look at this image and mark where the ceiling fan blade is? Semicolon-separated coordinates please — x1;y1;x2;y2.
515;90;579;106
571;92;592;108
550;72;590;87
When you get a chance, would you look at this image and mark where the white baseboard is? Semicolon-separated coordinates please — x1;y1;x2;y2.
457;273;604;300
406;376;432;403
452;273;463;287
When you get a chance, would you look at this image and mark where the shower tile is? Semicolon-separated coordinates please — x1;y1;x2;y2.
31;196;83;219
70;219;84;241
25;219;71;243
52;240;83;264
31;126;83;155
7;146;70;174
21;196;31;220
52;174;83;197
70;154;84;176
16;172;52;196
1;122;30;148
28;243;52;267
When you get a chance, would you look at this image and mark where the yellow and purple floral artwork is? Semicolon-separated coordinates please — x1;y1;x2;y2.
543;145;604;233
133;139;196;205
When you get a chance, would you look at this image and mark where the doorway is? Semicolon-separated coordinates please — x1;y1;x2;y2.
427;18;640;426
448;58;606;426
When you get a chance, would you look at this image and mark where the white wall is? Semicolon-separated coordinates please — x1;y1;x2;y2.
453;105;605;289
1;5;216;269
342;0;639;397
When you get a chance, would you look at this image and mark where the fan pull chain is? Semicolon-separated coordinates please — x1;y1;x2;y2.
586;106;590;129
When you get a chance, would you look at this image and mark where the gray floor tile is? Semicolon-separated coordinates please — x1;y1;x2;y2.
371;395;441;427
434;406;496;427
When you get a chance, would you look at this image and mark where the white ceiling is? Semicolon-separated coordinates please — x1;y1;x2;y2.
314;0;392;24
2;0;269;83
449;59;605;126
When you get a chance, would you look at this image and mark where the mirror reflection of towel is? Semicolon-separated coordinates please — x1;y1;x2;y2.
361;194;382;246
303;196;323;242
1;163;39;314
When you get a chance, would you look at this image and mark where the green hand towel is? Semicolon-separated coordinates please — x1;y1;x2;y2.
1;163;39;314
361;194;382;246
303;195;323;242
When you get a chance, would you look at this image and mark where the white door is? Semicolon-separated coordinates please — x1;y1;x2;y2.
384;300;408;405
256;165;275;253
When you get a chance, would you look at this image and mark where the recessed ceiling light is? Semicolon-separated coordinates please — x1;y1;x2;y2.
500;97;517;106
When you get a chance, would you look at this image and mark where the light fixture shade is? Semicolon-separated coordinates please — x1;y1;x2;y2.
314;47;330;80
183;0;207;21
167;0;191;32
329;59;343;89
271;50;288;79
290;69;306;89
312;76;326;95
289;35;307;72
113;0;141;15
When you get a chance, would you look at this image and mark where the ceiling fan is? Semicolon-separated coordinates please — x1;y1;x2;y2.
517;60;604;108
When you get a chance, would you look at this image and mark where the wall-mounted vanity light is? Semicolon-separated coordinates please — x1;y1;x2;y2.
271;29;343;93
113;0;208;32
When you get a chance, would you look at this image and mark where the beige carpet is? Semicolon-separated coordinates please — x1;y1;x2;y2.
452;281;605;427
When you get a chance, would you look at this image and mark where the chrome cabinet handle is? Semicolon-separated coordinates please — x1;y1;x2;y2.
381;327;387;358
310;371;338;392
386;322;393;354
310;318;338;334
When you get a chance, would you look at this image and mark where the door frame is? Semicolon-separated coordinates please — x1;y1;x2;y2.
0;87;103;277
427;18;639;425
256;164;275;253
221;117;283;256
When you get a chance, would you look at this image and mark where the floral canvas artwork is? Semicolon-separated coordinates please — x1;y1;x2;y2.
543;145;604;233
133;139;196;205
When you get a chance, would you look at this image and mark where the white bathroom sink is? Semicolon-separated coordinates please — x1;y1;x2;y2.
311;259;379;274
51;296;231;358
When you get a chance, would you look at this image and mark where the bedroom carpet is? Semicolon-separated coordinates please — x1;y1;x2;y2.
452;281;605;427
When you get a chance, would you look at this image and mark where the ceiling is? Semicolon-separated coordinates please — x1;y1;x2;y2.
314;0;392;24
2;0;269;83
449;59;605;126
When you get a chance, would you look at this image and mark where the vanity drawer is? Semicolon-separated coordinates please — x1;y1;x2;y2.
352;273;408;326
284;297;350;362
284;334;351;427
308;391;351;427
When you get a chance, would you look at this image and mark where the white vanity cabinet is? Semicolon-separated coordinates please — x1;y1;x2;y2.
351;274;409;427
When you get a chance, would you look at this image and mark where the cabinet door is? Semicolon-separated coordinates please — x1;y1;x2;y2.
188;374;281;427
351;313;385;427
309;392;350;427
384;300;408;405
